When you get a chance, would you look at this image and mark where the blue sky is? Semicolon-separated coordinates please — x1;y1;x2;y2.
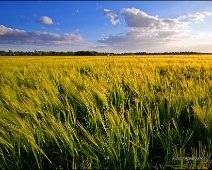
0;1;212;52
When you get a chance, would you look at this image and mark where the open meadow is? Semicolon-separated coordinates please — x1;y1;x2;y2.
0;55;211;169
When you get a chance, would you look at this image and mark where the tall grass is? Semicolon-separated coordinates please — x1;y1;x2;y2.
0;55;211;169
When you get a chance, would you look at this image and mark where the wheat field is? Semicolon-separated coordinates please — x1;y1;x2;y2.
0;55;211;169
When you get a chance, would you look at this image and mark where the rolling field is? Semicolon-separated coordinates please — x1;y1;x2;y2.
0;55;211;169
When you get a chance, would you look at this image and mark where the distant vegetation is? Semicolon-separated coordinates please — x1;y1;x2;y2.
0;55;211;169
0;50;208;56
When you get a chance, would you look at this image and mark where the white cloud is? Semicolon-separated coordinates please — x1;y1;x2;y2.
110;15;120;26
104;9;120;26
40;16;53;25
120;8;161;28
104;9;113;17
98;30;189;52
120;8;190;30
0;25;85;46
177;11;211;23
0;25;25;35
100;8;212;52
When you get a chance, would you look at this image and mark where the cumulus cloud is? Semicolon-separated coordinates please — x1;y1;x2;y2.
120;8;191;30
120;8;161;28
104;9;120;26
100;8;212;52
0;25;85;46
40;16;53;25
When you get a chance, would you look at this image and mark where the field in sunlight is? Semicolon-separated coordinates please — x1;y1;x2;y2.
0;55;211;169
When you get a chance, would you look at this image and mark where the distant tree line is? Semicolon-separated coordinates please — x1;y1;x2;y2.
0;50;208;56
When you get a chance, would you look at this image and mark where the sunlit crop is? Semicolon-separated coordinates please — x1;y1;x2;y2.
0;55;211;169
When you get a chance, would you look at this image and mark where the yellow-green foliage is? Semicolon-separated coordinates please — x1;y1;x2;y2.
0;55;211;169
